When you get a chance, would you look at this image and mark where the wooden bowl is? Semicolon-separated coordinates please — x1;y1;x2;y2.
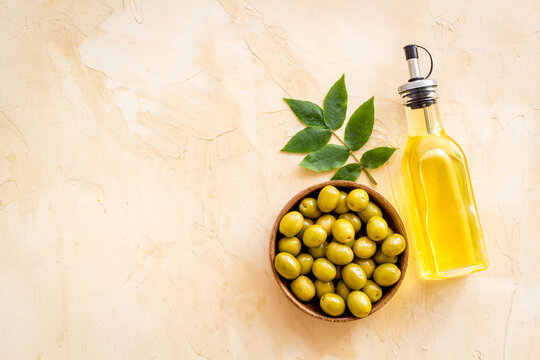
269;180;408;322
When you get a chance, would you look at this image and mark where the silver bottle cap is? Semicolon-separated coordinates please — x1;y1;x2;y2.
398;44;438;109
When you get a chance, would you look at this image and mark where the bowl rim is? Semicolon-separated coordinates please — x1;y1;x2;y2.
269;180;409;322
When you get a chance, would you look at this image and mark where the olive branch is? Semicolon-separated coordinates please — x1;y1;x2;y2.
281;75;397;185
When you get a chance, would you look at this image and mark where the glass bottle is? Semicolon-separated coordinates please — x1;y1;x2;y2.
398;44;488;279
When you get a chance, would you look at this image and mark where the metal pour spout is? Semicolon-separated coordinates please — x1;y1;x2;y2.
398;44;438;134
404;44;423;80
399;44;437;134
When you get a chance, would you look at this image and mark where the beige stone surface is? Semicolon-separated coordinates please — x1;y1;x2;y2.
1;0;539;359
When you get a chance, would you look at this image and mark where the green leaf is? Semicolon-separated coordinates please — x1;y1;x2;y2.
281;128;332;153
323;75;347;130
283;98;325;128
331;163;362;181
300;144;350;172
360;147;397;169
344;96;374;151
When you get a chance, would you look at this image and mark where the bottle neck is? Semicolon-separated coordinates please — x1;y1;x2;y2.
404;103;444;137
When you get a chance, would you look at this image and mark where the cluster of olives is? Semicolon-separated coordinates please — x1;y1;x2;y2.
274;185;406;318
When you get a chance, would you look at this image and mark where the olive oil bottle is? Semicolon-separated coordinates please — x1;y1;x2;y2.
398;44;488;279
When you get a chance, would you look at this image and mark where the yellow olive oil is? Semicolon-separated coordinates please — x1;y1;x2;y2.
402;105;488;279
398;44;488;279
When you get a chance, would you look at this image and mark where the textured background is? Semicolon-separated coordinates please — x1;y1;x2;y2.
1;0;539;359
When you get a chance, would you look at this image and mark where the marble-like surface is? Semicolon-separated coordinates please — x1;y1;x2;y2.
1;0;539;359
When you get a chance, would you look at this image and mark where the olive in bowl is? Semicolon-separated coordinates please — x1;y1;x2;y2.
269;181;408;322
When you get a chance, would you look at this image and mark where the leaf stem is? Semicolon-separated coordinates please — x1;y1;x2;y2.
362;168;377;185
331;132;377;185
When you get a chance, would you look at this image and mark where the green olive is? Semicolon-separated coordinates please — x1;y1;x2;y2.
334;191;350;214
381;233;406;257
302;224;327;248
346;189;369;212
366;216;388;241
357;201;383;223
354;258;376;278
341;263;367;290
314;279;335;298
307;241;328;259
373;263;401;287
320;293;346;317
296;253;314;275
297;218;314;240
338;213;362;233
316;214;336;236
347;291;372;318
279;211;304;237
298;197;322;219
373;249;398;264
335;280;351;301
290;275;316;302
332;219;355;244
335;265;342;280
277;237;302;256
274;252;301;280
352;236;377;259
317;185;340;213
312;258;337;281
326;241;354;265
361;280;382;303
